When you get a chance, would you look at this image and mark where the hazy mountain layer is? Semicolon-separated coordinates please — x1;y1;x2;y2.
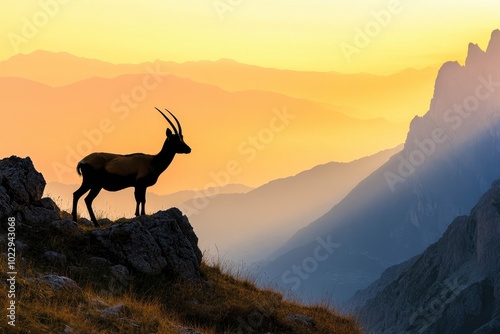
259;30;500;303
186;145;402;262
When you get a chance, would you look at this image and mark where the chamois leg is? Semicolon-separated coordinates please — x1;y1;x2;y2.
85;187;102;227
134;187;147;216
72;182;91;222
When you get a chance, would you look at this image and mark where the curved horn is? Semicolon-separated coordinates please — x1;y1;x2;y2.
164;108;182;136
155;107;178;135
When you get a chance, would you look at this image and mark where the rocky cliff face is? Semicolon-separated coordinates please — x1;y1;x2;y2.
349;180;500;334
0;155;203;283
260;30;500;303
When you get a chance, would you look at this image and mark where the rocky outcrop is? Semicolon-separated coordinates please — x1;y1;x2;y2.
0;155;203;282
0;156;44;213
349;180;500;334
91;209;202;280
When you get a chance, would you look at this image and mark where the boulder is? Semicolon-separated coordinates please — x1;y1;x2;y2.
0;156;45;217
91;208;202;280
38;275;80;293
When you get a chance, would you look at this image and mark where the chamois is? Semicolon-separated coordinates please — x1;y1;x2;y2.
72;108;191;227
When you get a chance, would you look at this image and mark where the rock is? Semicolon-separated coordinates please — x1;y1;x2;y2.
39;275;80;293
0;185;10;215
20;203;60;225
78;217;94;228
99;304;138;329
108;264;134;294
0;156;62;227
50;219;82;235
91;208;202;280
97;218;113;227
100;303;131;318
0;156;45;217
474;319;500;334
90;298;110;311
351;181;500;333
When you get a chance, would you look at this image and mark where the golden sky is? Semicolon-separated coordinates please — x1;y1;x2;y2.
1;0;499;74
1;1;500;194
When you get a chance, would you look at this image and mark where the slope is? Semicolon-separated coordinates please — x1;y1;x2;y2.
259;29;500;303
350;180;500;334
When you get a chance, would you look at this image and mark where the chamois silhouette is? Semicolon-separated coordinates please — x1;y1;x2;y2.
72;108;191;227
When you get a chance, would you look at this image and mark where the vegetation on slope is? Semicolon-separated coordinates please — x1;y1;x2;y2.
1;209;360;334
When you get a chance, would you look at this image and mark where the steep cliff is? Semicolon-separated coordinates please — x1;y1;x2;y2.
260;30;500;302
350;180;500;334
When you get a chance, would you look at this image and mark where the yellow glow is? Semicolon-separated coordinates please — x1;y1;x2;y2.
1;1;499;193
1;1;499;74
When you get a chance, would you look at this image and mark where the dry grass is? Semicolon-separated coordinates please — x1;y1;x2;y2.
0;210;361;334
0;257;361;333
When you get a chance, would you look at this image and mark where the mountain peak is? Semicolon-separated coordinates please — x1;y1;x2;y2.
487;29;500;54
465;42;485;67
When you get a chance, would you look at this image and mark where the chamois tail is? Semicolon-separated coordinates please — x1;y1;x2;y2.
76;161;84;176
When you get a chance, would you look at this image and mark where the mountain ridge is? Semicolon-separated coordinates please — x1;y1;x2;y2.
0;72;406;193
258;29;500;303
349;179;500;333
0;50;437;122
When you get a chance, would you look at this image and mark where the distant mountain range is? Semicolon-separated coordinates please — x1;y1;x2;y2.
0;50;437;122
258;29;500;303
0;55;409;192
349;180;500;333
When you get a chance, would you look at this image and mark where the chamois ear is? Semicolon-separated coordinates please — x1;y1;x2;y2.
166;128;173;137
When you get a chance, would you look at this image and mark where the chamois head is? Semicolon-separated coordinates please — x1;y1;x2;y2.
156;107;191;154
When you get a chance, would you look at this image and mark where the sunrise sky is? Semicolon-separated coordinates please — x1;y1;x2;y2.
1;0;499;74
1;1;500;194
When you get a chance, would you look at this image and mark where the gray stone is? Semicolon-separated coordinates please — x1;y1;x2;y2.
91;209;202;280
0;156;45;217
0;185;10;215
50;219;82;235
39;275;80;292
78;217;94;228
20;204;60;225
100;303;131;318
